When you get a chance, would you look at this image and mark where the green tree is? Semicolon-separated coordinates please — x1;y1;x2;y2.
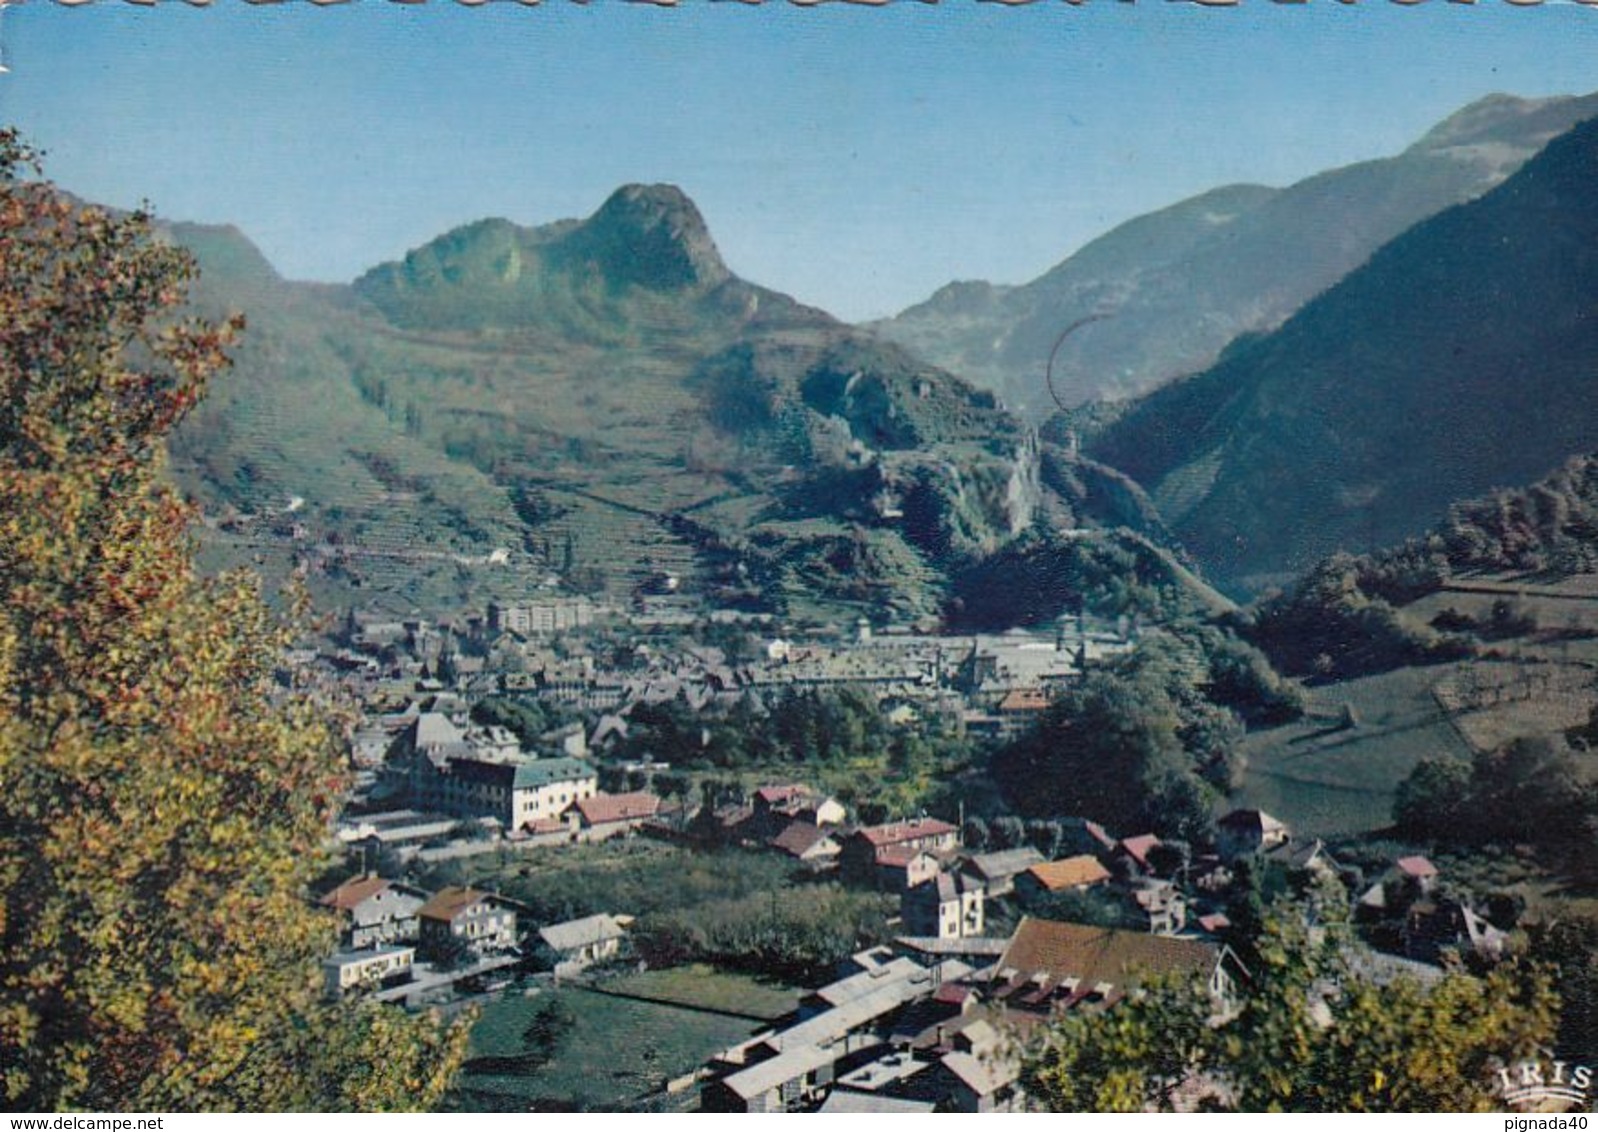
1023;887;1136;931
1393;736;1591;858
1025;970;1214;1112
1024;915;1559;1113
1392;756;1472;841
1525;913;1598;1064
0;132;466;1110
469;695;550;748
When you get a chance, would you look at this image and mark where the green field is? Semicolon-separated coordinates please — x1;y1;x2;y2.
599;964;798;1021
450;986;761;1112
439;839;798;925
1233;664;1474;838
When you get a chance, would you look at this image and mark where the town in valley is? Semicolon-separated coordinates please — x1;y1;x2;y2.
11;4;1598;1114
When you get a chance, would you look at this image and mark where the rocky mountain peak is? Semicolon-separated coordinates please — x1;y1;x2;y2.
557;182;731;292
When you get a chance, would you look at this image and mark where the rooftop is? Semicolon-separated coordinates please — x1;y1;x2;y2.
320;875;391;911
573;791;659;825
771;821;837;858
940;1048;1021;1097
1396;855;1439;879
1117;834;1161;867
997;687;1052;713
324;944;415;967
754;783;812;806
836;1049;928;1092
876;846;937;870
417;886;494;923
817;1091;936;1114
856;817;958;848
721;1041;839;1101
1025;855;1112;892
512;757;596;790
539;912;629;954
961;847;1045;880
996;917;1219;996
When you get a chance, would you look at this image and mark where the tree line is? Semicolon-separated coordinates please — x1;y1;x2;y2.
1246;453;1598;681
989;627;1301;845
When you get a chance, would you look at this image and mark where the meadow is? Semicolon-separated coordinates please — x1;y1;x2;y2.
1233;663;1474;837
451;985;762;1112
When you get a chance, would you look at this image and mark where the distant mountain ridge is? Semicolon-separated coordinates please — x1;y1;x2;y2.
166;184;1202;625
874;91;1598;417
1086;112;1598;593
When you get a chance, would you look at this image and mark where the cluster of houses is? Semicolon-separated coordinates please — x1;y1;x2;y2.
705;795;1282;950
304;599;1160;887
305;598;1144;760
735;794;1515;983
316;729;1520;1114
319;877;519;1003
687;808;1516;1113
1354;854;1510;965
333;706;1514;1004
317;874;634;1004
298;604;1528;1112
697;918;1244;1113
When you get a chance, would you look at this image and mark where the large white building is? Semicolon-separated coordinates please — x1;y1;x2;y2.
488;599;598;636
395;712;598;831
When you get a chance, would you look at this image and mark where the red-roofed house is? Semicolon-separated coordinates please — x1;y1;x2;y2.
751;784;846;835
875;848;941;892
1114;834;1162;878
320;876;429;949
1197;912;1231;936
417;886;517;959
1396;855;1438;884
1359;856;1442;918
842;817;960;881
996;687;1052;739
570;791;661;843
513;815;575;848
754;784;810;811
1015;855;1113;901
934;982;977;1009
992;917;1242;1017
1076;819;1118;855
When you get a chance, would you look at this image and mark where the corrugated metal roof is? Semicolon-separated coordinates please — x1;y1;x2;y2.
722;1042;839;1101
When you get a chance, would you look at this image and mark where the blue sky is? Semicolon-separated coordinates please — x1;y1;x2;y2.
4;1;1598;321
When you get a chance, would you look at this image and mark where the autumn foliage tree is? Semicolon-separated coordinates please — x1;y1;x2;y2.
0;131;466;1110
1023;915;1559;1113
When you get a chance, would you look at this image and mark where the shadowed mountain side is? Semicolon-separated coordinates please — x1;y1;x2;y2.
1087;114;1598;594
876;92;1598;418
